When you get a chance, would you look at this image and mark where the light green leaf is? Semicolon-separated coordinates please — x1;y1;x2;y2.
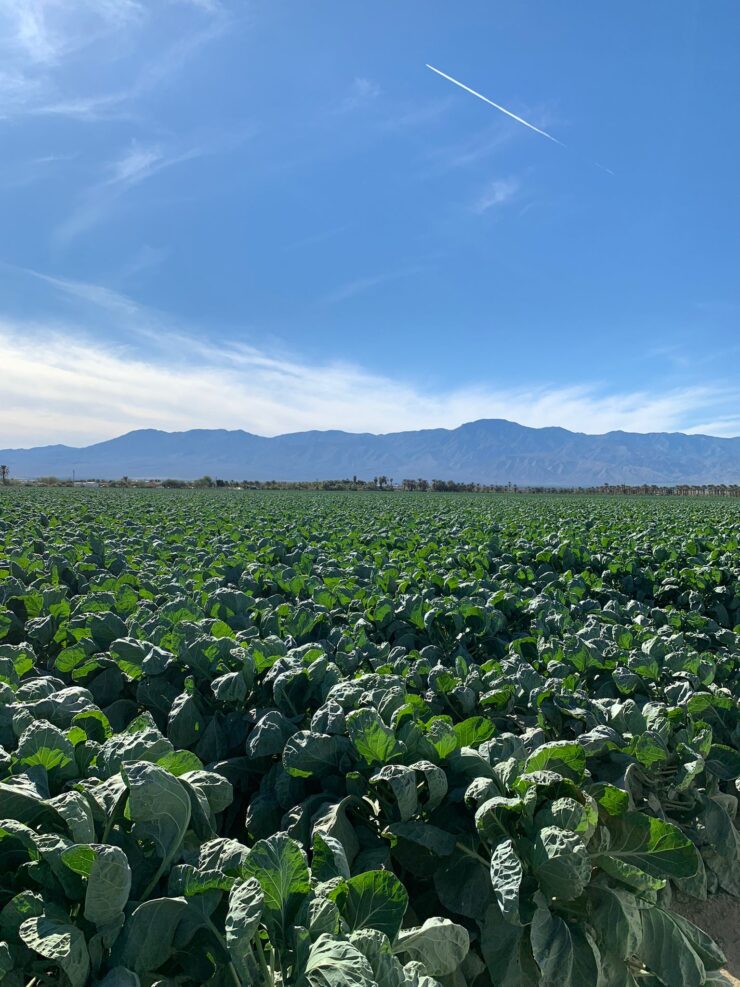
225;877;264;982
347;709;403;765
350;929;406;987
595;813;699;883
19;916;90;987
531;827;591;901
453;716;495;749
393;917;469;976
283;731;352;778
303;933;376;987
241;832;310;947
331;870;408;941
62;843;132;926
524;741;586;782
489;838;524;922
123;761;191;876
312;831;351;881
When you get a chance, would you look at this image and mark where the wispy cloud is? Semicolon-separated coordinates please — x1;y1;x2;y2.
0;0;225;120
423;123;514;176
324;266;425;304
686;417;740;438
473;177;520;214
116;244;169;281
54;134;241;242
5;264;153;324
0;0;145;67
171;0;223;11
339;76;382;112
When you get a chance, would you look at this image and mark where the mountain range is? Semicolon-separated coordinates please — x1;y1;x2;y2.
2;420;740;486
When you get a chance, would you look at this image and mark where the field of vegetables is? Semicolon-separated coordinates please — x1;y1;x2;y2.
0;487;738;987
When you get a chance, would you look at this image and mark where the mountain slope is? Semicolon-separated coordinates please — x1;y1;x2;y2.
2;420;740;485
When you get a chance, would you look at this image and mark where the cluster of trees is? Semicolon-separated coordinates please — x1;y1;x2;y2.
163;477;398;491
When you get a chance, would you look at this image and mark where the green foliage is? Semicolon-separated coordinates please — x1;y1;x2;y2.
0;486;738;985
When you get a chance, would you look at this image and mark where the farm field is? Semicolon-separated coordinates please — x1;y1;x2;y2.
0;487;738;987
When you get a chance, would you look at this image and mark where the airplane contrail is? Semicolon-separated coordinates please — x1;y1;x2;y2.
426;63;564;147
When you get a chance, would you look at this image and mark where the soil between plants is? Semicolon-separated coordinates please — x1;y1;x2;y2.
670;894;740;986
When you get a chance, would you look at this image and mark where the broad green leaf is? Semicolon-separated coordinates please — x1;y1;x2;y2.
0;779;67;830
595;813;699;883
16;719;76;781
225;877;264;982
453;716;495;748
241;832;310;946
350;929;407;987
331;870;408;940
636;907;707;987
394;917;470;975
370;764;419;821
479;904;540;987
303;933;376;987
312;831;351;880
97;968;141;987
476;797;524;843
587;883;642;961
524;741;586;782
118;897;191;974
19;916;90;987
283;730;353;778
168;864;234;896
434;848;493;919
123;761;191;876
402;960;445;987
62;843;132;926
534;797;597;840
489;838;524;922
530;827;591;901
530;906;600;987
347;708;403;765
388;821;457;857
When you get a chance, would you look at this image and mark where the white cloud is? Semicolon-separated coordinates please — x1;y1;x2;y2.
685;417;740;439
0;0;144;66
339;76;382;112
1;270;735;447
0;311;735;448
54;139;228;241
474;177;519;213
106;144;165;186
0;0;225;119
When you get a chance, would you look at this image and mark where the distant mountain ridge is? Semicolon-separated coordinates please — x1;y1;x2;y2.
2;420;740;485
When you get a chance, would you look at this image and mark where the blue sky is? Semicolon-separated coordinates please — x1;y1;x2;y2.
1;0;739;447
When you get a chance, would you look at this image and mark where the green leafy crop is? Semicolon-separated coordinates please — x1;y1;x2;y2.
0;486;738;985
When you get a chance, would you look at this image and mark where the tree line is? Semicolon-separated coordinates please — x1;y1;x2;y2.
4;469;740;497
